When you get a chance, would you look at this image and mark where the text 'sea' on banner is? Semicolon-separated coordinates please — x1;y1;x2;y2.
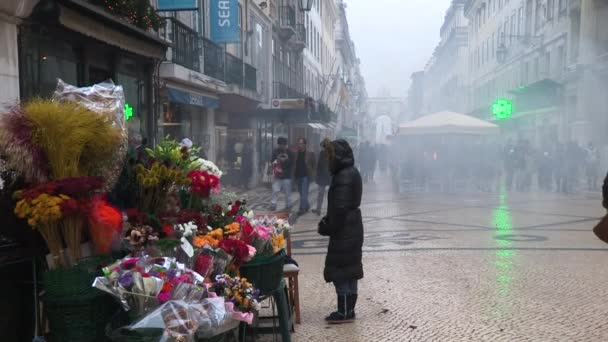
210;0;240;43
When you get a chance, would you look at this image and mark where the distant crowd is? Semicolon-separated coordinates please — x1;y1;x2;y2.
394;139;601;194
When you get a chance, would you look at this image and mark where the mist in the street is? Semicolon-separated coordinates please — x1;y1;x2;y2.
1;0;608;341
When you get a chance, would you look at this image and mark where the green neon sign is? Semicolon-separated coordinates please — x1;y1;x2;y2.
124;103;134;121
492;99;513;120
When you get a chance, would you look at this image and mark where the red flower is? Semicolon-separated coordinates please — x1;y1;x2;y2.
219;239;250;266
193;254;213;277
161;282;174;293
241;221;253;244
162;224;175;237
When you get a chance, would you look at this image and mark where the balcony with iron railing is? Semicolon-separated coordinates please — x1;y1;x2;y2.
279;5;296;40
161;17;201;72
289;24;306;52
273;81;304;99
201;37;226;81
160;18;258;96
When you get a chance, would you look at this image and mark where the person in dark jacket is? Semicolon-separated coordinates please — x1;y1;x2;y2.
313;138;332;216
318;139;364;324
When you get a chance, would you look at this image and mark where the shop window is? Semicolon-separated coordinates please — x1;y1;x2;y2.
21;37;77;99
159;102;191;141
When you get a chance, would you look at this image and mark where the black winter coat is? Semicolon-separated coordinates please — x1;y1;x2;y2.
318;140;364;283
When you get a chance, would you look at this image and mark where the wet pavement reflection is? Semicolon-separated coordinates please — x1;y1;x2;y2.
246;179;608;341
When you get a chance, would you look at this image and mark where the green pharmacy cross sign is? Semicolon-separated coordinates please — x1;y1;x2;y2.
492;98;513;120
124;103;134;121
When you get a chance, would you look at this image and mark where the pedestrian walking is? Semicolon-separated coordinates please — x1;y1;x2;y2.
585;142;600;191
538;149;554;192
313;139;332;216
368;143;377;182
565;141;583;193
240;143;253;190
504;140;516;191
293;138;316;216
318;139;364;324
270;137;293;211
358;142;370;183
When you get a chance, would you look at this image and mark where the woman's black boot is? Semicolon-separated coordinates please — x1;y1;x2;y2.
325;294;355;324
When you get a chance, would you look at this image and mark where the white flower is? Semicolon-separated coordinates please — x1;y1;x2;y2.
193;158;223;178
177;221;197;237
244;210;255;220
180;138;193;148
207;225;213;231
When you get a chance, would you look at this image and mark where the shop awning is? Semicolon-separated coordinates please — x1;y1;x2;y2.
168;87;219;109
398;111;499;136
57;0;169;59
219;93;260;114
508;79;562;95
308;123;327;130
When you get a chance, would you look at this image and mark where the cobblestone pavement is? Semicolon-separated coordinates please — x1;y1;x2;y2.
238;178;608;342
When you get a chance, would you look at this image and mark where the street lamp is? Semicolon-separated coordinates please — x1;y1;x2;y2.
299;0;313;11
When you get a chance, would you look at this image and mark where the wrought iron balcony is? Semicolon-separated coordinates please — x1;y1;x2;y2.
226;53;244;86
244;63;257;92
201;37;225;81
273;81;304;99
279;5;296;40
161;17;200;72
290;24;306;52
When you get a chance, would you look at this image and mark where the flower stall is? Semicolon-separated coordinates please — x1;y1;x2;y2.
0;80;290;342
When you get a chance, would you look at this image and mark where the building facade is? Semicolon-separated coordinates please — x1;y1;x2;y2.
0;1;39;111
413;0;608;152
464;0;573;147
420;0;469;116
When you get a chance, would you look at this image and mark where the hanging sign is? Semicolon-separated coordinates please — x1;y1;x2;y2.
157;0;198;11
210;0;240;43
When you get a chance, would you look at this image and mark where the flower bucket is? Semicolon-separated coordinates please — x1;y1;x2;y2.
45;292;119;342
239;250;286;295
43;256;118;341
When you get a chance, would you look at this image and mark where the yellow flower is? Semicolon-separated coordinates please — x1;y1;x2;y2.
272;233;285;253
224;222;240;235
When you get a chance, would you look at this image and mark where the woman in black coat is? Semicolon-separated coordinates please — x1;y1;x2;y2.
318;139;364;324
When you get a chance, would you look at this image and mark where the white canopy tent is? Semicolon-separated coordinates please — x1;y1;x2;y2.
398;111;500;136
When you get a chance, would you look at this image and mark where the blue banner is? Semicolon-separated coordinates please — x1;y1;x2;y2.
158;0;198;11
210;0;240;43
168;88;219;109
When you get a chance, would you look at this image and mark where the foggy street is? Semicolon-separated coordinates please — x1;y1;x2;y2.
257;178;608;341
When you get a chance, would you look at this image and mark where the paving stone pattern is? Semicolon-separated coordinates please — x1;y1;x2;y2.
239;179;608;341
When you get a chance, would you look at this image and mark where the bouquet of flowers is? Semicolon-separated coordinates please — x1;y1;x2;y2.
0;80;126;267
211;274;259;314
190;158;223;179
135;161;191;214
93;256;205;316
247;216;290;258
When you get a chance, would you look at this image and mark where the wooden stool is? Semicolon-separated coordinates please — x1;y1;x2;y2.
284;235;301;325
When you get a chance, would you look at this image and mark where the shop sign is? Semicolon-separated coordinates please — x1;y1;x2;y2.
210;0;240;43
271;99;306;110
168;88;219;109
124;103;134;121
158;0;198;11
